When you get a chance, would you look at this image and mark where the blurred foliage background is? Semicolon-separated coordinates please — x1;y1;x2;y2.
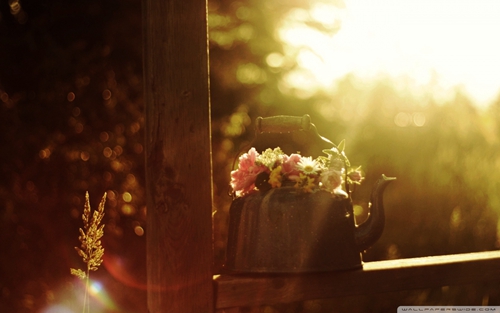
1;0;500;312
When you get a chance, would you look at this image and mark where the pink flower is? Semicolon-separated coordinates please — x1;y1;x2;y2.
231;148;268;196
320;168;343;192
348;170;364;184
237;147;259;172
282;153;301;180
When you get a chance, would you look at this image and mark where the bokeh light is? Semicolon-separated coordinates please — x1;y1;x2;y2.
134;225;144;236
122;192;132;202
121;204;135;215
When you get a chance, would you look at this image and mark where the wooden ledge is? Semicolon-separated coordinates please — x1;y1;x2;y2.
214;250;500;309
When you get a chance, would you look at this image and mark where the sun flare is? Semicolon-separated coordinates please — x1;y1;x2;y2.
277;0;500;107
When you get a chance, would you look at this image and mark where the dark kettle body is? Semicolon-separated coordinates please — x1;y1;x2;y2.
225;175;395;273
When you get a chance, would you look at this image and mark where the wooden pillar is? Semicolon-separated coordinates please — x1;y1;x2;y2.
143;0;213;312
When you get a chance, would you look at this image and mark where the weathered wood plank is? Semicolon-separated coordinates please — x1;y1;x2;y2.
215;251;500;309
143;0;213;312
216;308;245;313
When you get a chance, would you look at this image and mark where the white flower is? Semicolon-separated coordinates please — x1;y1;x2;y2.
297;157;322;175
256;147;285;169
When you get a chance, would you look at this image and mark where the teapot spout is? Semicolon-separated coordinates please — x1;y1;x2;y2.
355;174;396;252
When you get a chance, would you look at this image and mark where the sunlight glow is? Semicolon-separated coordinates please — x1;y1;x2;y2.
278;0;500;107
87;280;119;312
89;281;103;295
41;279;119;313
41;304;74;313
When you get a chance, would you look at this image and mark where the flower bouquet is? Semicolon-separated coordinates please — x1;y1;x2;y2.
230;141;363;198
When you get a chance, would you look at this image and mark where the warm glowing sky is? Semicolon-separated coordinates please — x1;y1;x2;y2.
278;0;500;108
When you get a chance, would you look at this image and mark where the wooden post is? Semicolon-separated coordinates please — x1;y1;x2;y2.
143;0;213;312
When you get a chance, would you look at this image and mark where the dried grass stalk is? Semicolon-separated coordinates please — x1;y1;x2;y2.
70;191;106;313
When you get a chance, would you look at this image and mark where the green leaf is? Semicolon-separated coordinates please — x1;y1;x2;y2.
322;147;339;156
337;139;345;152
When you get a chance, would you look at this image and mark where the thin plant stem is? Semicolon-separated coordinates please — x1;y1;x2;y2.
85;270;90;313
70;192;106;313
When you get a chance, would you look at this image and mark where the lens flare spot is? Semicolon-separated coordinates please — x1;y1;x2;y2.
111;160;124;172
75;123;84;133
89;281;103;295
236;63;267;84
99;131;110;142
122;192;132;203
72;107;80;117
67;92;75;102
133;143;143;154
39;148;51;159
121;204;135;215
134;226;144;236
413;112;426;127
102;89;112;100
80;151;90;161
266;52;285;68
0;92;9;103
126;174;136;184
9;0;21;15
394;112;411;127
113;145;123;156
103;147;113;158
353;205;364;216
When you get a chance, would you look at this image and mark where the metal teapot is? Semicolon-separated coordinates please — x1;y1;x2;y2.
225;115;395;273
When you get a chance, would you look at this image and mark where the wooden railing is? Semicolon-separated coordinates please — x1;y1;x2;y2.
214;250;500;312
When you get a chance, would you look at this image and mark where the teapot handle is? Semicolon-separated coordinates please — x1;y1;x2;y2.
229;114;338;196
256;115;311;133
255;114;334;148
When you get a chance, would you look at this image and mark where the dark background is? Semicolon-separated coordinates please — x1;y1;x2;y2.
1;0;500;312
